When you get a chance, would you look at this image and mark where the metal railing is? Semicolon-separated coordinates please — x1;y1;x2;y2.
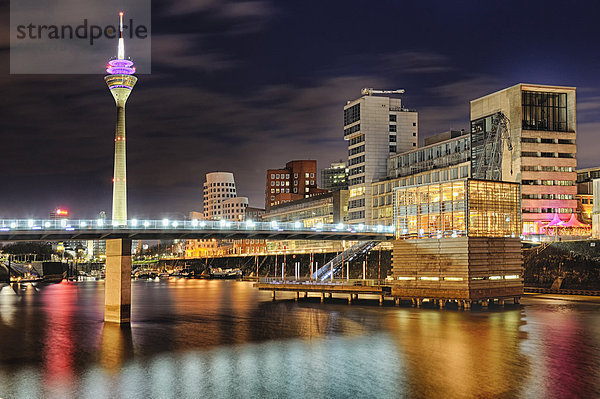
0;219;394;235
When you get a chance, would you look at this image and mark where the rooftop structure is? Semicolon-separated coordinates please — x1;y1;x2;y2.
344;89;418;224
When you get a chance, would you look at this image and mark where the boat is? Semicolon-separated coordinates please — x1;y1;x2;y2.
209;267;242;279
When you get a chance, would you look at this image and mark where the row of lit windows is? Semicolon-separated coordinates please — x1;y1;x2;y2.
270;173;290;179
373;166;469;197
349;210;365;220
521;137;574;144
522;180;575;186
522;208;574;213
521;165;573;172
522;194;574;200
344;124;361;136
271;188;290;194
396;275;520;281
522;152;575;158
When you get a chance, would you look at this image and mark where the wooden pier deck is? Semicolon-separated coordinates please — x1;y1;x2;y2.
254;279;392;303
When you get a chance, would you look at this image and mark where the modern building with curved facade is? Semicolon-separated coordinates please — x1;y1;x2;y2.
203;172;237;220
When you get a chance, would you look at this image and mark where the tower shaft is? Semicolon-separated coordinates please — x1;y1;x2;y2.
105;75;137;225
112;101;127;223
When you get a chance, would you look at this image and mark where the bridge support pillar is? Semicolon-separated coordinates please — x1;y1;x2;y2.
348;294;352;304
304;292;308;298
394;297;400;306
379;295;384;305
328;293;332;299
272;291;276;300
514;297;520;305
497;299;505;307
439;299;445;309
481;299;489;309
464;300;471;309
416;298;422;308
295;291;299;301
104;239;131;324
321;292;325;302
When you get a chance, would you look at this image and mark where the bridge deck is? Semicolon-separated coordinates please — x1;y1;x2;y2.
0;219;394;241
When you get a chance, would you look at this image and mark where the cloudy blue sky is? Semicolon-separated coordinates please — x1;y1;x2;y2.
1;0;599;218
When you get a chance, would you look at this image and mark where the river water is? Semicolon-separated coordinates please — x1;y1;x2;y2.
0;280;598;398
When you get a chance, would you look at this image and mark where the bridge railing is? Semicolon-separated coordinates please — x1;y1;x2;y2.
258;277;386;287
0;219;395;235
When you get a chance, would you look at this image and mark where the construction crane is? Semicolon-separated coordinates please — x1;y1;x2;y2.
361;88;405;96
474;111;513;181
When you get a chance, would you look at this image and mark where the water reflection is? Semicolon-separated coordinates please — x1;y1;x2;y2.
0;280;598;398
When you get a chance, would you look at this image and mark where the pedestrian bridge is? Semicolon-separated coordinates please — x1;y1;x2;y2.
0;219;394;242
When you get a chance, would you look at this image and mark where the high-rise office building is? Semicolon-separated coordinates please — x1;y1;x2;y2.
344;88;418;224
470;84;577;234
105;12;137;225
265;160;327;211
321;161;348;191
203;172;238;220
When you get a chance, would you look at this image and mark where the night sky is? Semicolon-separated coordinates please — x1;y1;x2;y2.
1;0;599;219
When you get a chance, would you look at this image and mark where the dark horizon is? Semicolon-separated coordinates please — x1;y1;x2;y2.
2;0;599;218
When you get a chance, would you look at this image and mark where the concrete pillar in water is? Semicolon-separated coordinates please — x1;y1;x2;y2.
104;239;132;324
416;298;422;308
394;297;400;306
272;291;276;300
379;295;384;305
498;299;505;306
295;291;299;301
328;293;332;299
321;292;325;302
481;299;489;309
514;297;520;305
348;294;352;304
304;292;308;298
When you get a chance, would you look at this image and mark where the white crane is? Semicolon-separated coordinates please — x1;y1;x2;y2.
361;88;405;96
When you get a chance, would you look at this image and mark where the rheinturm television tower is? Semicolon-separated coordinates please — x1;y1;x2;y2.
105;12;137;225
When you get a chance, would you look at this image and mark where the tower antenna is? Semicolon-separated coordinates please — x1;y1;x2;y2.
118;11;125;59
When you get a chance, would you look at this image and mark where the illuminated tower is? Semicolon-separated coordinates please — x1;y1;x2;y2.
105;12;137;225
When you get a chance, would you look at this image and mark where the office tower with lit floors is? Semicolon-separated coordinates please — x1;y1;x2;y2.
105;12;137;225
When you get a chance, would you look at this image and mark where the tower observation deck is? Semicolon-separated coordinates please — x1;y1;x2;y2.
105;12;137;225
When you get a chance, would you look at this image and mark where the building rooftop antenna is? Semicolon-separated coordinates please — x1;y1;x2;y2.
361;88;405;96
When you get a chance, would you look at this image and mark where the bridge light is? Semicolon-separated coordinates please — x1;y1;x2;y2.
270;221;278;229
220;219;226;227
336;223;344;230
294;221;301;229
162;219;169;227
80;221;87;227
246;220;255;228
172;221;178;227
316;222;323;230
143;221;150;227
97;219;104;227
45;222;51;228
131;219;137;227
60;220;67;227
10;222;16;228
192;219;199;227
199;221;206;227
225;222;231;228
27;219;34;227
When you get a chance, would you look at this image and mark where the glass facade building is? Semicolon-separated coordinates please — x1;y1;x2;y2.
393;179;520;239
